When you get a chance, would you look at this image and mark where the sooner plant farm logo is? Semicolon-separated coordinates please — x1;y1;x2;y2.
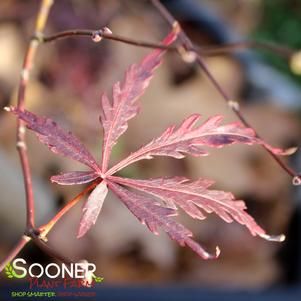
5;262;24;279
3;258;103;298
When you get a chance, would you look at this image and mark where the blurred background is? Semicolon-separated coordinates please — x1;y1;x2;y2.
0;0;301;299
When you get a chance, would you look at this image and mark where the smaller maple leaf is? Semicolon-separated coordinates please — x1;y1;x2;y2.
6;27;289;259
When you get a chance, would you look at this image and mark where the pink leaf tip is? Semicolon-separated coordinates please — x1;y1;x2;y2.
282;146;298;156
264;145;298;156
259;233;286;242
201;246;221;260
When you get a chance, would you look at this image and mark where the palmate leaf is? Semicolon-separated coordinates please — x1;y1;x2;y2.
109;176;284;242
99;30;178;173
106;114;291;176
7;107;101;173
6;26;289;258
107;180;220;259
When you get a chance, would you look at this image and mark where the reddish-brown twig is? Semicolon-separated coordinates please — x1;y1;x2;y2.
17;0;54;230
199;40;293;58
40;28;294;59
0;0;53;273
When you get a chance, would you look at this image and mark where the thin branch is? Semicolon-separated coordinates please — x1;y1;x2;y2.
0;236;31;273
150;0;300;183
39;180;101;237
17;0;53;230
41;29;176;51
39;28;294;59
199;40;294;58
0;0;54;273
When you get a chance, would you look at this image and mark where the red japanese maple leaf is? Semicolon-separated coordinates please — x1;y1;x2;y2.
7;29;288;259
